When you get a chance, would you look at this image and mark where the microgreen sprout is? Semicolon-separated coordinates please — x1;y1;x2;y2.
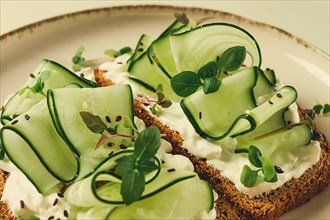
170;46;246;97
115;126;161;205
313;103;330;115
18;71;51;97
237;145;279;187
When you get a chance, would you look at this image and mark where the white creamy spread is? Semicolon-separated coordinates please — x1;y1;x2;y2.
101;54;321;197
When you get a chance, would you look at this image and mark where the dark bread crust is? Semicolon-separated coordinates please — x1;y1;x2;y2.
0;170;14;220
133;99;330;219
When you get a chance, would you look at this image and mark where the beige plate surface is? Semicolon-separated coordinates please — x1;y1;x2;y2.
0;5;329;219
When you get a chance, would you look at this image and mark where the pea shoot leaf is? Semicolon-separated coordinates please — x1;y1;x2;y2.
248;145;262;168
203;77;221;94
197;61;218;79
79;111;108;134
260;156;277;182
120;169;145;205
218;46;246;72
240;165;259;187
170;71;202;97
134;126;161;160
114;126;161;205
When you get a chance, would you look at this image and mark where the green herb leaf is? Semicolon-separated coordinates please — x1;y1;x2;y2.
248;145;262;168
240;165;259;187
313;104;323;114
198;61;218;79
79;111;107;134
159;100;172;108
72;46;86;72
134;126;161;160
120;169;145;205
118;47;132;56
170;71;202;97
137;159;159;174
323;104;330;114
30;71;51;94
104;49;117;57
260;156;277;182
115;155;137;176
218;46;246;72
203;77;221;94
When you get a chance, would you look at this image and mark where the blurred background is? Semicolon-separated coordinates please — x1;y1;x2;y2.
1;0;329;54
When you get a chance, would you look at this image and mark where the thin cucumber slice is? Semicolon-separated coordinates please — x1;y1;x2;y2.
181;66;297;140
95;168;196;204
128;34;154;70
1;59;98;125
236;124;312;157
107;176;213;219
47;85;134;179
253;68;276;105
128;52;181;101
0;100;77;193
64;150;134;207
181;67;258;140
170;23;261;74
150;17;196;78
264;68;277;86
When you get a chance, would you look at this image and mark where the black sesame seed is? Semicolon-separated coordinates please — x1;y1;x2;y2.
276;93;282;98
139;42;144;46
57;192;64;198
224;71;229;75
137;48;144;52
216;56;220;62
199;112;202;119
80;73;84;78
48;216;55;220
24;114;30;120
11;119;19;125
117;62;123;64
119;144;127;149
105;116;111;123
287;120;292;125
56;218;61;220
265;68;270;71
268;100;273;105
108;151;114;156
274;165;284;174
64;210;69;218
115;115;122;122
161;160;165;164
107;142;115;147
20;200;24;209
30;73;36;78
167;168;176;172
53;198;58;206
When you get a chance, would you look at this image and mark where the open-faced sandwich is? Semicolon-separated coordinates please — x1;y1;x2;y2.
1;13;329;219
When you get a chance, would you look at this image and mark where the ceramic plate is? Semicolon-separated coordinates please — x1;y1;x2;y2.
0;5;329;219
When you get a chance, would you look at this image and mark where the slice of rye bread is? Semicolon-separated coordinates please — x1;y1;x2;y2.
0;71;329;220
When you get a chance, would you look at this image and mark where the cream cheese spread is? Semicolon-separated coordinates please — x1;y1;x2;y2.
101;54;321;197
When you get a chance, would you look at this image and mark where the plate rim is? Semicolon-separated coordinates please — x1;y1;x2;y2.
0;4;329;60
